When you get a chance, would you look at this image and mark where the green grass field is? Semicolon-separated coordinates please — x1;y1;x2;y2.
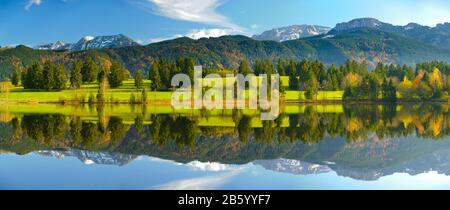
1;78;344;103
284;91;344;101
1;80;174;103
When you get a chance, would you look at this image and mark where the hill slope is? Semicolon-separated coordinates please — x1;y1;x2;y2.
1;29;449;80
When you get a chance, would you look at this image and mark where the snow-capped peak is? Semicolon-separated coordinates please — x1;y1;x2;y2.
34;34;139;51
252;25;331;42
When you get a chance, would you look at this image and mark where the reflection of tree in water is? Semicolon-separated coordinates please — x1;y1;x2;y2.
21;114;67;145
148;115;198;147
70;116;82;145
81;122;97;147
11;117;21;142
134;115;144;136
298;106;326;143
254;120;277;144
7;104;450;152
237;116;252;142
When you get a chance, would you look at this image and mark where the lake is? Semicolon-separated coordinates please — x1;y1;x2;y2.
2;103;450;190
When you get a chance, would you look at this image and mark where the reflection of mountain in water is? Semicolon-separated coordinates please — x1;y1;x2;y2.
254;159;332;175
253;142;450;181
330;147;450;180
3;104;450;181
36;149;137;166
29;135;450;181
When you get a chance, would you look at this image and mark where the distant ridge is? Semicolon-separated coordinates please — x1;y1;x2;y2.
34;34;139;51
253;25;331;42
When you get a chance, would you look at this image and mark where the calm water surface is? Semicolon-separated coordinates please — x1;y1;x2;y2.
2;104;450;190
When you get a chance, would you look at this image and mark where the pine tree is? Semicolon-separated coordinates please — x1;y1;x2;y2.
70;60;83;89
149;61;162;91
177;57;195;81
11;65;20;86
81;57;98;83
304;72;319;100
160;59;171;88
42;61;55;91
97;68;107;84
53;64;67;90
108;61;126;88
135;69;144;89
288;68;299;90
141;88;148;104
277;59;287;76
239;60;251;75
382;79;397;102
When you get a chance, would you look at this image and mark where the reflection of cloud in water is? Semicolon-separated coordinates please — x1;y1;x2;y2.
254;159;332;175
153;169;242;190
186;161;230;172
147;157;182;165
147;157;245;190
147;157;236;172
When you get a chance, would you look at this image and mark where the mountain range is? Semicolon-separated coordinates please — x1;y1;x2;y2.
2;17;450;80
4;130;450;182
252;25;331;42
35;34;139;51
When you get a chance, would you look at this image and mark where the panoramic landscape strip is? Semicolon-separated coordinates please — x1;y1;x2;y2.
1;58;450;105
5;0;450;193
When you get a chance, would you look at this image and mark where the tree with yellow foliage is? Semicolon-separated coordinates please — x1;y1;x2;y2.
426;67;446;100
398;76;414;100
343;72;361;87
428;67;444;90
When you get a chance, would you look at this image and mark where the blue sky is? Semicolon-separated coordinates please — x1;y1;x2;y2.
2;0;450;47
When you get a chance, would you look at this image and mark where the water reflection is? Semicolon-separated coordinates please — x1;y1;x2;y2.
2;104;450;184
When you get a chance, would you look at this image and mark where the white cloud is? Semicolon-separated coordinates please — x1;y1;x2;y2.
185;28;229;39
144;0;244;32
25;0;42;10
153;170;241;190
186;161;230;172
148;28;232;43
148;34;184;43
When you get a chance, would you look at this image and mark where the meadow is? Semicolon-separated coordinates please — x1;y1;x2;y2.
0;76;344;104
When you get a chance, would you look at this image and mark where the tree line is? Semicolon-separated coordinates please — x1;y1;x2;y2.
10;56;450;102
13;57;130;90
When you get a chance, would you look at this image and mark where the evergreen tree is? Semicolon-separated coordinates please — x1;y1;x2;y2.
304;72;319;100
288;61;299;90
70;60;83;89
42;61;55;91
298;59;310;90
238;60;251;75
177;57;195;80
277;59;287;76
81;57;98;83
53;64;67;90
141;88;147;104
150;61;162;90
135;69;144;89
382;79;397;102
97;68;107;84
23;63;43;89
317;61;327;87
108;61;127;88
11;65;20;86
159;59;171;88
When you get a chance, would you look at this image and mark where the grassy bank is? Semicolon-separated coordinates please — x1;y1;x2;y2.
1;80;171;103
0;79;345;103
